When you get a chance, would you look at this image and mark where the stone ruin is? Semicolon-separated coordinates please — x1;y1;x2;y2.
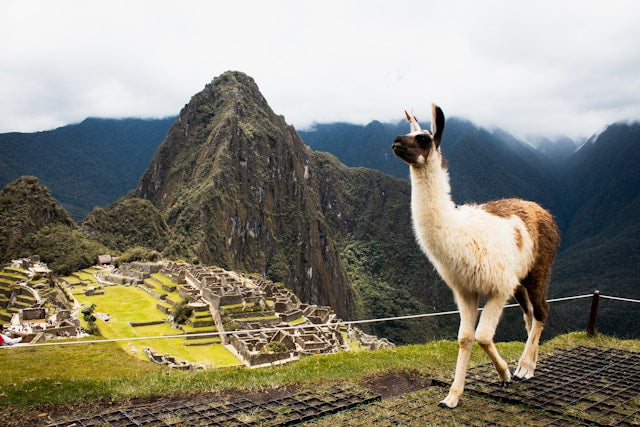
2;258;394;366
1;258;79;343
157;261;394;367
143;347;202;370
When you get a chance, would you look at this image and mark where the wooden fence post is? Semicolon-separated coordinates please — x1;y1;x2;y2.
587;290;600;336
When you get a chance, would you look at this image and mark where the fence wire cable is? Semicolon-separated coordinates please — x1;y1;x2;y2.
0;292;636;349
599;294;640;304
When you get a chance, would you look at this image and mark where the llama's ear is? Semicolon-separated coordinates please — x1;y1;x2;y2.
405;110;422;133
431;104;445;146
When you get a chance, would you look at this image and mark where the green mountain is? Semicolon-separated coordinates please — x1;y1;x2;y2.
0;117;174;220
136;71;357;320
0;176;108;275
550;123;640;334
311;152;458;342
82;197;178;255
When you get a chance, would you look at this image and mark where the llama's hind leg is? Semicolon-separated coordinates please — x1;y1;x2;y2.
514;319;544;379
440;291;479;409
514;287;548;379
475;293;512;385
514;285;534;335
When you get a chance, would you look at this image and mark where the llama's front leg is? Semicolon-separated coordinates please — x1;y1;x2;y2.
440;291;479;409
475;294;511;385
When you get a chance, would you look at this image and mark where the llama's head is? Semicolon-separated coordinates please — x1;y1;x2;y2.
392;104;445;167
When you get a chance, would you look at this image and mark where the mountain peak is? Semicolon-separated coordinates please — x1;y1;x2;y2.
135;72;354;318
211;71;265;102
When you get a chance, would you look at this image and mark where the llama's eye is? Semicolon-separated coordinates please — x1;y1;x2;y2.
415;134;431;148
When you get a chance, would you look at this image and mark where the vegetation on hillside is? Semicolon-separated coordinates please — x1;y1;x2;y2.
312;151;459;343
0;176;108;274
21;224;109;276
0;117;174;220
82;196;187;259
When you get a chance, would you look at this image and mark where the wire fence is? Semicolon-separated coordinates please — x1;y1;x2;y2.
2;290;638;350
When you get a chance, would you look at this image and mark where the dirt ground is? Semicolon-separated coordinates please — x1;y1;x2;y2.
1;368;432;426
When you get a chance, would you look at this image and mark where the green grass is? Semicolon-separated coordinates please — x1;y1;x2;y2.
71;271;97;282
1;331;637;415
151;273;180;288
61;275;82;285
0;272;24;281
147;273;182;301
69;285;238;367
288;316;306;325
75;285;165;325
144;278;168;294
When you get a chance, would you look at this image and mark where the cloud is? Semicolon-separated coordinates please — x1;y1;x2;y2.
1;0;640;140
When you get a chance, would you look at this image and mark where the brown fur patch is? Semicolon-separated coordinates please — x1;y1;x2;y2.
514;227;523;251
440;151;448;169
481;198;556;254
482;198;560;322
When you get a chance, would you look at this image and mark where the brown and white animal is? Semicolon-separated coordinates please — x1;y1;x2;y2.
391;104;559;408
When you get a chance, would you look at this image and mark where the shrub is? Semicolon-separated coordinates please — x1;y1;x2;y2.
260;341;287;354
116;246;160;265
84;321;99;335
82;303;97;323
171;299;193;325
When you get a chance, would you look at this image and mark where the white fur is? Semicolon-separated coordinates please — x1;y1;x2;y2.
410;159;535;297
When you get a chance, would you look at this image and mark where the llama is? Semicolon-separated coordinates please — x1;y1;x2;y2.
391;104;559;408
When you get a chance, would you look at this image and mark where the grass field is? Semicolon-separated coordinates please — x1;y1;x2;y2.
69;280;239;368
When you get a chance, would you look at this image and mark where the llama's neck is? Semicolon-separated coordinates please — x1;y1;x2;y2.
409;160;458;249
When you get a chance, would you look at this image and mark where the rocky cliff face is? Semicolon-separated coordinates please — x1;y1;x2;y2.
136;71;355;318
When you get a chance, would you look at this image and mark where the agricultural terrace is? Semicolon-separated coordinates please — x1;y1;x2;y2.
63;269;240;368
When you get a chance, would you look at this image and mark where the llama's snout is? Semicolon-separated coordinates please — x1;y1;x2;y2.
392;136;407;155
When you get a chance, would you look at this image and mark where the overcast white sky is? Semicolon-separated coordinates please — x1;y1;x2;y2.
2;1;640;140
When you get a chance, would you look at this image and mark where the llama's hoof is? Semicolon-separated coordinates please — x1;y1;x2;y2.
438;395;459;409
498;366;512;384
514;362;536;380
499;380;510;388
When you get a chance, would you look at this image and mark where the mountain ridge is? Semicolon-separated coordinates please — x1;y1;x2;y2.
0;116;174;220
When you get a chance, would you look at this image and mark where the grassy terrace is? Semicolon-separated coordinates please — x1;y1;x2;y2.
0;332;638;423
65;270;238;368
0;272;25;282
144;273;181;301
71;270;98;282
0;269;37;322
60;275;82;286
